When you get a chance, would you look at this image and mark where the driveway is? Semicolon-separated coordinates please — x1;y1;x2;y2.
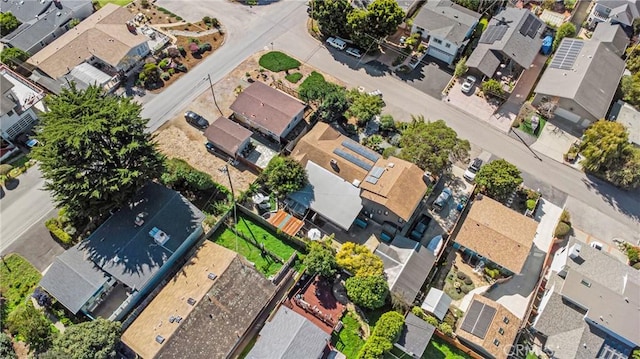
403;59;452;99
446;80;500;121
530;122;578;163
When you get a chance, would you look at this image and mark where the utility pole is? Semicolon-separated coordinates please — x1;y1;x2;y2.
206;74;223;116
219;164;239;253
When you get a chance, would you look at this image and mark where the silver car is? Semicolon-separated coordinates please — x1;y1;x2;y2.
461;75;477;94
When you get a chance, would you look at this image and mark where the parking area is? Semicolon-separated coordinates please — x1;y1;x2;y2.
405;59;453;99
446;79;500;121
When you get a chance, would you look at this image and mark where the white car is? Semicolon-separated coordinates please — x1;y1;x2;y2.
590;242;604;251
368;89;382;97
461;75;477;94
325;37;347;50
463;158;483;182
346;47;363;58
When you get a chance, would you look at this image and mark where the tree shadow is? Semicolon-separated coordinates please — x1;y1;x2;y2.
581;173;640;224
4;178;19;190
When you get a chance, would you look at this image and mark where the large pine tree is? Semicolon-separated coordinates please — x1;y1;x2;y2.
32;85;165;224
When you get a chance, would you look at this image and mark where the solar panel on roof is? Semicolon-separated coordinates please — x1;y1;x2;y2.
370;166;385;179
460;301;497;339
549;39;584;70
460;301;483;333
333;149;373;171
526;20;541;38
519;14;534;37
341;140;380;162
480;25;508;44
365;175;378;184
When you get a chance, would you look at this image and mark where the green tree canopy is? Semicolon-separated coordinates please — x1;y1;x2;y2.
31;85;165;224
399;116;470;174
6;302;53;353
317;86;349;122
336;242;384;277
553;22;576;51
621;72;640;108
310;0;352;39
346;89;385;125
347;0;405;49
259;156;308;197
0;12;21;36
46;318;121;359
357;311;405;358
345;274;389;309
474;159;523;202
0;333;17;359
303;241;337;277
625;45;640;74
0;47;30;69
138;63;160;88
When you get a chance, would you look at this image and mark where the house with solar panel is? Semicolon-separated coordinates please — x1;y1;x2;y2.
531;238;640;359
586;0;640;30
466;8;545;80
410;0;481;65
287;122;428;232
532;23;627;129
455;294;521;359
38;183;205;321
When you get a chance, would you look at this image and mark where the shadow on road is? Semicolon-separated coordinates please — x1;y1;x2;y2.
4;178;20;191
582;173;640;224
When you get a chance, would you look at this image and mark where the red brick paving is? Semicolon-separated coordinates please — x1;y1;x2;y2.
284;276;345;334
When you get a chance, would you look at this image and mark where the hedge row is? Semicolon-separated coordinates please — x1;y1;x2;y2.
45;218;72;244
358;311;405;359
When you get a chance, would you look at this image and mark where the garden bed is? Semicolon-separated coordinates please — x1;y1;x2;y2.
332;312;365;359
0;254;42;316
423;336;471;359
443;266;476;301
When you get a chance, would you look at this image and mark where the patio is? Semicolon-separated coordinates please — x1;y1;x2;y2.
244;134;279;169
284;275;346;334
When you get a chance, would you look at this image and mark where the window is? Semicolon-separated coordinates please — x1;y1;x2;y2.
445;43;451;48
503;317;510;324
581;279;591;287
433;38;442;45
493;339;500;346
498;327;504;335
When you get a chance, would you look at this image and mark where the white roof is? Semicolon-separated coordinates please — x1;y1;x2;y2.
69;63;113;87
421;288;453;320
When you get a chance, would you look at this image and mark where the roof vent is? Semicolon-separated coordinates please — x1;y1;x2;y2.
207;272;217;280
569;243;582;260
387;162;395;168
56;12;62;16
112;255;120;263
352;179;361;187
187;297;196;306
155;335;165;344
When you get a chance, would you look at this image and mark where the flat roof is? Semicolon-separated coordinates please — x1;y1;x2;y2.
453;195;538;273
287;161;363;231
80;182;205;291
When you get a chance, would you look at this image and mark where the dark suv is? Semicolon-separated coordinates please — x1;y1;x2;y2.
409;214;432;241
185;111;209;129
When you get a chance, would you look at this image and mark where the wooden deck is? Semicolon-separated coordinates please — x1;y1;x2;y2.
268;210;304;237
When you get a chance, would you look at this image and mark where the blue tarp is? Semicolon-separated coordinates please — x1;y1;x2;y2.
426;235;443;255
541;35;553;55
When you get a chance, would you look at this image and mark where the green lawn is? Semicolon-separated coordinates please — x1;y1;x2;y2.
235;215;296;260
423;336;471;359
98;0;132;6
333;313;365;359
285;72;303;83
259;51;301;72
518;114;547;137
213;227;283;277
0;254;42;315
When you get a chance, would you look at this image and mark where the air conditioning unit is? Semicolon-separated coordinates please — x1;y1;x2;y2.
568;243;582;260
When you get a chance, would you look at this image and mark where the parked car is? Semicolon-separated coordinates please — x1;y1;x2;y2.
461;75;477;94
463;158;483;182
432;188;452;211
368;89;383;97
16;132;39;148
346;47;363;58
185;111;209;129
204;142;217;154
326;37;347;50
590;242;604;251
409;214;432;241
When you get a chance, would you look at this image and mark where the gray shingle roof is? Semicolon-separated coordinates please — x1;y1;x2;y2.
535;39;625;121
39;244;110;314
79;182;205;290
412;0;480;45
591;22;629;56
599;0;640;26
396;313;435;358
467;8;544;77
247;306;329;359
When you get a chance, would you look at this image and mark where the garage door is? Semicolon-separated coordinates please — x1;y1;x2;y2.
554;107;581;123
427;46;455;64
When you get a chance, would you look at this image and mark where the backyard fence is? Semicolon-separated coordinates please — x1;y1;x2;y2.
236;204;309;252
433;330;485;359
271;252;298;285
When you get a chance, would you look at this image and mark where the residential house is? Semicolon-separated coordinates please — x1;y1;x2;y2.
395;312;436;359
27;4;150;92
230;81;306;144
411;0;480;65
452;195;538;275
375;235;438;304
455;295;521;359
204;116;253;159
39;183;205;321
0;65;44;142
590;22;630;56
609;100;640;147
466;8;545;78
532;238;640;358
587;0;640;29
421;287;453;321
246;306;330;359
121;241;277;359
532;30;626;128
289;122;428;230
0;0;93;55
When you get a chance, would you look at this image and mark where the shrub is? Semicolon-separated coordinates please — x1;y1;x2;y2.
484;267;500;279
285;72;303;83
526;199;536;211
202;16;212;23
627;247;640;263
45;218;72;244
482;78;504;96
140;0;150;8
189;37;200;45
0;332;17;359
32;287;52;307
633;262;640;270
425;314;439;327
456;271;467;280
168;68;175;75
199;43;212;52
554;222;571;238
382;146;397;159
463;277;473;285
439;322;454;337
345;275;389;309
177;46;186;56
175;63;187;72
158;59;169;69
8;167;23;177
167;47;180;58
372;312;405;342
6;302;53;353
160;72;170;81
0;164;13;175
560;210;571;225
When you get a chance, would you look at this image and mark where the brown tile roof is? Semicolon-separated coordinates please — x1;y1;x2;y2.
291;123;427;221
454;195;538;273
230;82;306;138
121;241;276;359
456;295;521;359
27;4;145;79
204;117;252;156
